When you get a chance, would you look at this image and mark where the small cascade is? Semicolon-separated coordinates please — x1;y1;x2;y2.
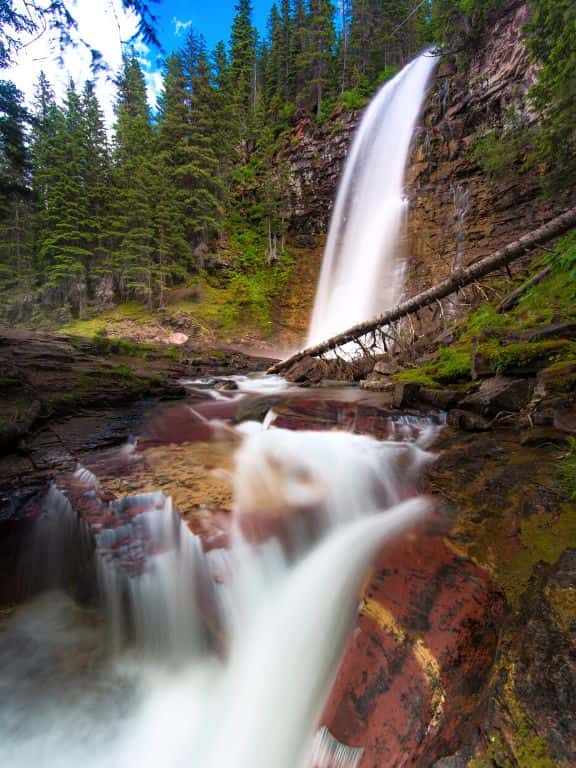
308;51;438;346
451;183;470;271
96;492;211;657
1;402;434;768
310;726;364;768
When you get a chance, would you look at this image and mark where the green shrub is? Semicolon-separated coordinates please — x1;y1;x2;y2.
338;89;369;111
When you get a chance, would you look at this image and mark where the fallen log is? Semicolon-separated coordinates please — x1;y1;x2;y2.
269;206;576;374
497;263;553;313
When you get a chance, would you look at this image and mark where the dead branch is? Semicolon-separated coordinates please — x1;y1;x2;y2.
497;264;553;313
268;206;576;374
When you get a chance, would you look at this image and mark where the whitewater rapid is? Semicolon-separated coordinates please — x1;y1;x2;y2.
0;422;432;768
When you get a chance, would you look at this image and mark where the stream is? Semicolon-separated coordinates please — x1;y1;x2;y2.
0;374;442;768
0;48;496;768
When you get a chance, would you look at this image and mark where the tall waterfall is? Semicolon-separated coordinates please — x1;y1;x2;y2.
1;51;441;768
308;52;438;346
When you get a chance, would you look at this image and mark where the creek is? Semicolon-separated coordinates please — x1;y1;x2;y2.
0;374;440;768
1;52;462;768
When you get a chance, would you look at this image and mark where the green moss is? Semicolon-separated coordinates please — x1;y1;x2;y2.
558;437;576;501
470;118;532;180
59;302;155;338
448;445;576;611
546;585;576;632
433;346;472;382
393;346;471;389
468;733;513;768
504;673;556;768
461;302;512;341
539;358;576;395
478;339;574;374
467;663;556;768
394;368;439;388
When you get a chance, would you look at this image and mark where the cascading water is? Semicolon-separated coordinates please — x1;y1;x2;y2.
0;417;433;768
308;51;438;346
2;50;441;768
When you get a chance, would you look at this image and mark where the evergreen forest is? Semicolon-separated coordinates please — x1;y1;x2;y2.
0;0;573;331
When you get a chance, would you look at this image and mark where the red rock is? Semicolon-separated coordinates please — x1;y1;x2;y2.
320;529;504;767
139;403;225;446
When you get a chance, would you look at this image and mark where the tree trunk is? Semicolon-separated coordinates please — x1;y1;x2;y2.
497;264;553;313
268;206;576;374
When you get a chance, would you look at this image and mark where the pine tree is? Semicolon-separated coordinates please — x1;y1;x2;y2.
212;40;240;174
302;0;337;117
160;39;223;261
0;80;33;294
111;56;157;302
265;3;284;118
526;0;576;189
34;80;94;315
80;81;112;298
229;0;258;156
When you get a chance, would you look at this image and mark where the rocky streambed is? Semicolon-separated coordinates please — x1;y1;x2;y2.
0;330;574;767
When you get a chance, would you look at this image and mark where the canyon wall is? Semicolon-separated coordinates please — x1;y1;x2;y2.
403;0;575;297
284;0;575;304
284;111;360;234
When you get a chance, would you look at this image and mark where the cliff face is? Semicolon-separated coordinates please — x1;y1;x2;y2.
284;1;574;307
284;111;360;234
404;0;568;298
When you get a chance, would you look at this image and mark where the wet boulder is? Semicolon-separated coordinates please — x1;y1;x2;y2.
283;356;328;384
418;388;462;410
319;528;505;767
447;409;492;431
459;376;534;416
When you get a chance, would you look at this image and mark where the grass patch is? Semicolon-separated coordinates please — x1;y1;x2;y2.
59;302;156;338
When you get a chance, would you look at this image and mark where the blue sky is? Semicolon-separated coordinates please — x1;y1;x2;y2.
6;0;275;125
158;0;275;54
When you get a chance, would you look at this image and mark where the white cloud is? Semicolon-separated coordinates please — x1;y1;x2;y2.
173;17;193;37
5;0;164;127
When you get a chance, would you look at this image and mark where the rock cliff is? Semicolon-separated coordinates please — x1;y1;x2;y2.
284;111;360;234
404;0;575;298
283;0;575;310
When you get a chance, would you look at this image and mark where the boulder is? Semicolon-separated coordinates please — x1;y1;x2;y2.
167;332;188;345
535;361;576;399
359;378;394;397
447;409;492;431
519;428;570;447
553;406;576;435
418;388;462;409
393;381;420;408
372;359;400;376
471;348;496;379
283;355;327;384
459;376;534;416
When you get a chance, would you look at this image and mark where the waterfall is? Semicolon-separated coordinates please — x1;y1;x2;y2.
1;50;441;768
308;52;438;346
0;420;433;768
